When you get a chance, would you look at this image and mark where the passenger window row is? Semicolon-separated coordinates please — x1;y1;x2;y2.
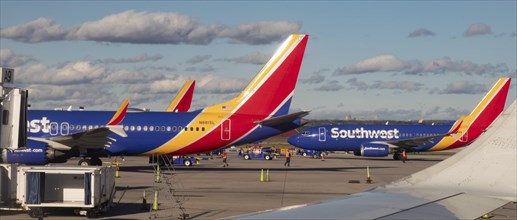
58;125;206;133
122;125;206;132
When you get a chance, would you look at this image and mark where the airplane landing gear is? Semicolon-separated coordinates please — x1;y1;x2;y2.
393;153;401;160
78;157;103;166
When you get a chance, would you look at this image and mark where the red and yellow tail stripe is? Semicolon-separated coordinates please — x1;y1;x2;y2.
145;34;308;155
107;98;129;126
430;78;511;151
165;80;195;112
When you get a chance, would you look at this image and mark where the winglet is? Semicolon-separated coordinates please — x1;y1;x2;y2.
107;98;129;125
166;80;196;112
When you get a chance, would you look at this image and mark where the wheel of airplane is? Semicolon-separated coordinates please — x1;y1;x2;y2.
183;159;192;166
302;152;307;157
393;153;400;160
78;158;92;166
91;157;103;166
244;154;250;160
264;155;271;160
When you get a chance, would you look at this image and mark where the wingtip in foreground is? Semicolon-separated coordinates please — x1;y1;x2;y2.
233;99;516;220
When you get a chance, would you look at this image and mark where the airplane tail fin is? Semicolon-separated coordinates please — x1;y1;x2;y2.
107;98;130;125
166;80;195;112
452;78;511;144
206;34;308;117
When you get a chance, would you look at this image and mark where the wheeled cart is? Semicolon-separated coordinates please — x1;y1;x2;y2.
16;166;116;218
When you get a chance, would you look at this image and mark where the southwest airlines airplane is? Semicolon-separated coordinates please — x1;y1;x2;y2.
1;34;309;165
235;99;517;220
288;78;511;160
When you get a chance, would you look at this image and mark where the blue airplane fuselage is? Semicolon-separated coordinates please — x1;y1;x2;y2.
288;123;455;153
28;109;300;157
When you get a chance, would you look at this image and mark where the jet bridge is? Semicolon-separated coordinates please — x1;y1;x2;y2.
1;67;28;150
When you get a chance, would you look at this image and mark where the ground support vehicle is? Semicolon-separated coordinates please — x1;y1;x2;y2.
16;166;115;218
149;155;198;166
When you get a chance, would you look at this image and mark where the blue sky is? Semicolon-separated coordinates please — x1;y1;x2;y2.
1;1;516;120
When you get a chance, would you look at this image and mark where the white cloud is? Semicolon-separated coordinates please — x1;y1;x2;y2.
186;55;212;65
434;81;489;94
0;49;35;67
334;55;511;75
463;23;492;37
184;65;216;72
100;69;165;84
127;74;245;96
315;80;344;91
346;78;424;92
0;17;69;43
301;71;326;84
97;53;163;64
19;59;250;110
219;21;302;45
195;74;246;94
221;52;270;65
334;55;406;74
1;11;302;45
71;11;219;44
307;106;468;121
18;61;107;85
27;84;115;110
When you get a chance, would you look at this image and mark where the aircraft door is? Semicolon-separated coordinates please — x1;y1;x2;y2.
60;122;70;135
50;122;58;136
221;119;231;140
319;127;326;142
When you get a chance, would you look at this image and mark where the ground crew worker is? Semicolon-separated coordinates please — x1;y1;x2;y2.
222;152;229;167
402;150;407;163
284;150;291;167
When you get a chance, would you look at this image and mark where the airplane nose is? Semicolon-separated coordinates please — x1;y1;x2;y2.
287;135;299;146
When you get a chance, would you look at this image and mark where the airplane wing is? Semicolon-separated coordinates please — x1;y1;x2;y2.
28;125;127;151
166;80;195;112
376;120;463;150
232;100;517;219
233;191;510;220
254;111;310;127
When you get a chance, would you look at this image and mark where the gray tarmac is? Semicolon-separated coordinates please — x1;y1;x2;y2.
1;152;515;219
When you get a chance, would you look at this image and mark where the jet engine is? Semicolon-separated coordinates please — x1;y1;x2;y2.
0;139;69;164
355;143;389;157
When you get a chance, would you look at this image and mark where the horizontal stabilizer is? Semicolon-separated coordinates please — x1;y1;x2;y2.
254;111;310;127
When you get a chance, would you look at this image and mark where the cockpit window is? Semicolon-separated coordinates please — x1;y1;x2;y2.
301;131;311;136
